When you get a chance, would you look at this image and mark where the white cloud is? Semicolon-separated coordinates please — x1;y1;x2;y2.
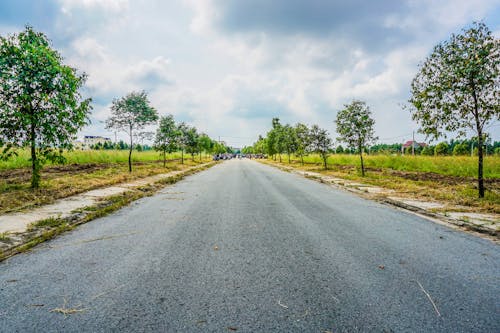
17;0;496;145
58;0;129;14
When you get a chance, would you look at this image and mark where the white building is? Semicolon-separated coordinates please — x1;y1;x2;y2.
83;135;112;148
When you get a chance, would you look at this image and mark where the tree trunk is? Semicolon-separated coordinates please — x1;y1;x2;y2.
323;154;327;170
472;81;484;198
359;146;365;177
288;153;291;164
128;126;133;172
181;150;184;164
279;154;282;163
477;130;484;198
30;121;40;189
163;151;166;168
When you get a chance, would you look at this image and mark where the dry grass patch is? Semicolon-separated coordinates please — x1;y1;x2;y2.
0;158;209;214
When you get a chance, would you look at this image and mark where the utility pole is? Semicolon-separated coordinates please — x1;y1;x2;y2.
412;131;415;156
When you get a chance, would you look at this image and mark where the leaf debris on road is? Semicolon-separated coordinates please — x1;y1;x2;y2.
278;299;288;309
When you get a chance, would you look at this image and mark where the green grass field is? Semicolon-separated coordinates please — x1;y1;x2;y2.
286;154;500;179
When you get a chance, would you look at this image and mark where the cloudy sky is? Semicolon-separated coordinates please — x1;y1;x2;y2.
1;0;499;147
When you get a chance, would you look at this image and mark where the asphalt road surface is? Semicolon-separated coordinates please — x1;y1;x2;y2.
1;159;498;332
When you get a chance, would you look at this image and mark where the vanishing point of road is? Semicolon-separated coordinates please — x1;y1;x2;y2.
1;159;498;332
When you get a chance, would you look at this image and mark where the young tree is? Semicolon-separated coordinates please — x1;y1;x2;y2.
185;127;199;161
106;91;158;172
409;22;499;197
281;124;298;163
266;118;281;160
251;135;267;155
0;26;92;188
177;123;198;163
309;125;332;170
197;134;212;161
336;100;377;176
266;129;278;160
295;123;311;165
154;114;178;167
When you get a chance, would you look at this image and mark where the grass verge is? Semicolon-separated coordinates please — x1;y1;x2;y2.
0;157;211;215
263;157;499;214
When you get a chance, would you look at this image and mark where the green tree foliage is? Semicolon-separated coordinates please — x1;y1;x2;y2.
434;142;449;156
186;127;199;161
453;142;469;155
409;22;499;197
0;26;92;188
105;91;158;172
421;146;435;156
154;114;178;167
281;124;298;163
266;118;281;160
177;123;199;163
197;134;212;161
212;141;228;154
336;100;377;176
369;143;402;154
309;125;332;170
295;123;311;165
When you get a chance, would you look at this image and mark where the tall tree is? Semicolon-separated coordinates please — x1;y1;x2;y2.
0;26;92;188
295;123;311;165
336;100;377;176
309;125;332;170
106;91;158;172
409;22;499;197
154;114;178;167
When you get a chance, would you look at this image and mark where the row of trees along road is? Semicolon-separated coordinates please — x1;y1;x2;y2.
0;26;227;188
105;94;226;172
246;22;498;198
244;99;377;176
153;114;222;168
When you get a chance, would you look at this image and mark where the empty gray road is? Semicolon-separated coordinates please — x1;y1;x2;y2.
1;159;498;332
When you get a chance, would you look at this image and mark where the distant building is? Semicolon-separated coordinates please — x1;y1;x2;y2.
72;136;112;149
72;140;85;150
402;140;427;154
84;135;112;147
